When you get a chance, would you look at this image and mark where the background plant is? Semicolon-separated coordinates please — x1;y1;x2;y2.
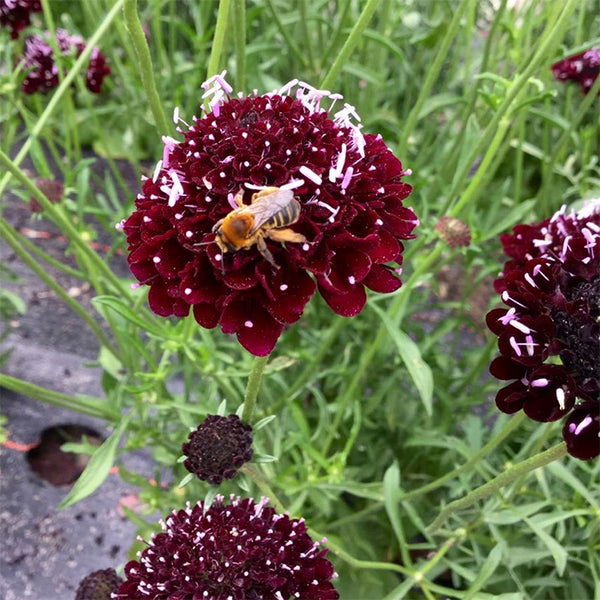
0;1;598;598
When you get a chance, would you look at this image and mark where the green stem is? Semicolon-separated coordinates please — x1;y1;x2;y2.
0;219;120;358
241;464;285;513
0;148;127;295
299;0;316;73
0;217;84;280
241;354;269;423
0;374;113;420
265;0;308;68
206;0;232;79
0;0;125;199
397;0;471;155
123;0;170;136
319;0;380;89
322;243;444;457
427;442;568;534
401;413;526;502
547;72;600;175
232;0;246;91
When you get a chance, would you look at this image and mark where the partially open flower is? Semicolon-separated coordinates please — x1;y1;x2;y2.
75;568;121;600
0;0;41;39
123;73;417;355
114;495;339;599
21;28;110;94
182;414;253;484
487;201;600;460
551;47;600;95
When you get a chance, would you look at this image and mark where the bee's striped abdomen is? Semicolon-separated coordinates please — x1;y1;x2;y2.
265;198;300;229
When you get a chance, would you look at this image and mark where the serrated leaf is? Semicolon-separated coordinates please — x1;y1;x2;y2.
58;415;131;509
370;304;433;415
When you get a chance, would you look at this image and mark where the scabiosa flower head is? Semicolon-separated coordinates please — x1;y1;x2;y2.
0;0;41;39
122;73;417;355
114;495;340;600
21;28;110;94
487;200;600;460
182;414;253;484
75;568;121;600
434;216;471;248
551;47;600;95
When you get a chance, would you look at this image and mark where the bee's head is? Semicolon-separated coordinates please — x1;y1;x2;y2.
217;213;254;251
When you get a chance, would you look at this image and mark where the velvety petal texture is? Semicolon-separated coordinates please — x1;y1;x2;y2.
487;201;600;460
123;74;417;355
551;47;600;95
0;0;40;39
114;495;339;600
21;28;110;94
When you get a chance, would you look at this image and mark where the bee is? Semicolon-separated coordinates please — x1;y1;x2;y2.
212;187;307;267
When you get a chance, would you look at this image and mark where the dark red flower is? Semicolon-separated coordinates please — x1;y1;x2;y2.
114;495;339;600
487;201;600;459
562;402;599;460
75;568;121;600
182;414;253;484
122;73;417;355
0;0;41;39
21;28;110;94
551;47;600;95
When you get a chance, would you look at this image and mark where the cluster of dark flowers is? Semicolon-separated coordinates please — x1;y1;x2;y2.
0;1;110;94
487;201;600;460
113;495;339;600
0;0;40;39
122;73;417;356
552;47;600;95
21;28;110;94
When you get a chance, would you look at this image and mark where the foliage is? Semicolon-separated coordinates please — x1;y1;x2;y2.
0;1;598;599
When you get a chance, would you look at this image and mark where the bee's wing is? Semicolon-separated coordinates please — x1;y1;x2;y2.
248;188;295;233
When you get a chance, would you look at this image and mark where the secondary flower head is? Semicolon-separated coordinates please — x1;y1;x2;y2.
0;0;41;39
434;216;471;248
487;201;600;460
182;413;253;484
75;568;121;600
114;495;339;599
21;28;110;94
551;47;600;95
122;73;417;355
30;177;64;212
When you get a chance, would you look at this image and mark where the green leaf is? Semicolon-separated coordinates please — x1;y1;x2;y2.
452;114;481;189
253;453;277;463
383;463;405;548
370;304;433;415
464;543;504;599
92;295;165;337
522;515;568;575
254;415;276;431
177;473;194;488
58;415;131;509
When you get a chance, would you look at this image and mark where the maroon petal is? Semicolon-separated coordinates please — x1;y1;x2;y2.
318;280;366;317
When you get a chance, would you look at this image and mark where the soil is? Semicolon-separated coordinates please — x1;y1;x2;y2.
0;154;156;600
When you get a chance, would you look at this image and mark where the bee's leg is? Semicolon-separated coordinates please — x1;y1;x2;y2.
211;218;224;233
267;228;307;245
256;236;278;268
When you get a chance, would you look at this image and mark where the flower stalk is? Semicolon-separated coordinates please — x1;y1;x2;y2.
427;441;568;534
241;354;270;423
123;0;170;136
